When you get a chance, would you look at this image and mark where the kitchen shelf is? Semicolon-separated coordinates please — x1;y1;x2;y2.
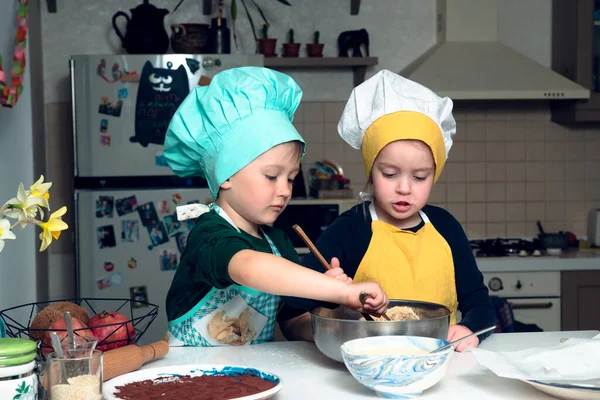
264;56;378;87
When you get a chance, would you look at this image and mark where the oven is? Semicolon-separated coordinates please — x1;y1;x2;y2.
482;271;561;332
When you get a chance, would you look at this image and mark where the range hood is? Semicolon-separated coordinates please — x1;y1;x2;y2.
402;0;590;100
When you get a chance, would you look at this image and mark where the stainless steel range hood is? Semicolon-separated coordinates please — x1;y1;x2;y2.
402;0;590;100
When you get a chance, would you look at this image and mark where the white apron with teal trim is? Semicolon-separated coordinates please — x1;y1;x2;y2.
167;203;281;347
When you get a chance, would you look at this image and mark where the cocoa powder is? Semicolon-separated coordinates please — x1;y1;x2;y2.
114;373;277;399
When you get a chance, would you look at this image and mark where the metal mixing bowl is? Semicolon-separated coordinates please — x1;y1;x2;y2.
310;299;451;363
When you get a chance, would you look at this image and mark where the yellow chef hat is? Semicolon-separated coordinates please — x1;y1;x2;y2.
338;70;456;182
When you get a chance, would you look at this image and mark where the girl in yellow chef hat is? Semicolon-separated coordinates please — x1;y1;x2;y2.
285;70;495;351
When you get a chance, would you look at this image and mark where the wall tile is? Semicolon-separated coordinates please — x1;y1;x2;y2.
506;202;526;222
486;182;506;202
447;182;467;203
466;183;486;203
467;203;487;222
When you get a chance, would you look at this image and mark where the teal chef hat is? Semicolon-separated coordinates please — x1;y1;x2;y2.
164;66;305;199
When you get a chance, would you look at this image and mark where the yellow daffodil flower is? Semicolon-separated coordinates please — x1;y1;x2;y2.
0;219;16;252
38;206;68;251
4;183;42;227
28;175;52;211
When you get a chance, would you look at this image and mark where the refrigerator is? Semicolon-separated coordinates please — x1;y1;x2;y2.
72;54;263;344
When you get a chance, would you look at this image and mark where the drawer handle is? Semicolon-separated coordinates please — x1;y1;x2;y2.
509;302;553;310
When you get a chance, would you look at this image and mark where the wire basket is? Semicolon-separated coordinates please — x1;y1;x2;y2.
0;298;158;358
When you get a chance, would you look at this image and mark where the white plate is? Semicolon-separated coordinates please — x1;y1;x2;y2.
525;380;600;400
103;364;283;400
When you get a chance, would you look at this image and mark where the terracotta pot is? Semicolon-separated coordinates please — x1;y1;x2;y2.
257;38;277;57
306;43;324;57
282;43;300;57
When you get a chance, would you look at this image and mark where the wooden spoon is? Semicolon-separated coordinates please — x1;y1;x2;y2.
292;224;391;321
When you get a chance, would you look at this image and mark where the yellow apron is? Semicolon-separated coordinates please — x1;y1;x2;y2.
354;203;458;324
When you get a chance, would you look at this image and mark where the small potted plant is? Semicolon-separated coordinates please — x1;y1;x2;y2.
282;29;300;57
306;30;324;57
257;24;277;57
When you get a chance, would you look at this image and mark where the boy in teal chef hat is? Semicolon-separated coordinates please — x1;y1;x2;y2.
163;67;388;346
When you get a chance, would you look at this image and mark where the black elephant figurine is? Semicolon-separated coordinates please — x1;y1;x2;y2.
337;29;369;57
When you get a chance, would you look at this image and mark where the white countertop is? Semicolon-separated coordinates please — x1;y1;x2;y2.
477;253;600;272
141;330;598;399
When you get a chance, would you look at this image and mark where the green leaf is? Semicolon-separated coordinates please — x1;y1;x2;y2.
250;0;270;27
240;0;258;42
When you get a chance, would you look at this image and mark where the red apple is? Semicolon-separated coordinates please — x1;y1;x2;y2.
42;317;93;356
88;311;135;351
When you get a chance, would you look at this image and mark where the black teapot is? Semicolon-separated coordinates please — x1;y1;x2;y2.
112;0;169;54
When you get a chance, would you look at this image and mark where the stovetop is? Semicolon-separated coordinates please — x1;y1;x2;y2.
469;238;543;257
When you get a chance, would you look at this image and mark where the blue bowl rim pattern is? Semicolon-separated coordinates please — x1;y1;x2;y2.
341;335;454;358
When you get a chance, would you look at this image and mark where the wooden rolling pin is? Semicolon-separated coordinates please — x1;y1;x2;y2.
102;340;169;381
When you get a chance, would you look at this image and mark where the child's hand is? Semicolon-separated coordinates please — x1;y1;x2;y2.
447;324;479;352
324;257;352;283
344;281;389;315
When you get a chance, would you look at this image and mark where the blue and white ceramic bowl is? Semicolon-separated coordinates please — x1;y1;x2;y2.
340;336;453;399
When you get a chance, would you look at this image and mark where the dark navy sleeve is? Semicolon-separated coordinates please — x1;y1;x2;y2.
423;205;496;341
279;203;372;312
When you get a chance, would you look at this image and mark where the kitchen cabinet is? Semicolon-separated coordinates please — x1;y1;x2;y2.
561;270;600;330
551;0;600;123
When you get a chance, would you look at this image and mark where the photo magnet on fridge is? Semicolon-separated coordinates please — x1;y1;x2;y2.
98;97;123;117
100;135;111;146
121;220;139;242
100;119;108;133
115;195;138;216
159;200;171;215
96;276;111;290
164;213;181;236
159;249;178;271
130;286;148;308
130;61;189;147
97;225;117;249
137;202;159;226
96;196;114;218
174;231;190;253
147;221;169;247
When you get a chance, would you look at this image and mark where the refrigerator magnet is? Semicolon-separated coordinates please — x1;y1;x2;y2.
98;96;123;117
159;200;170;215
138;202;159;226
96;196;114;218
127;257;137;269
115;195;138;216
121;220;139;242
147;222;169;247
120;71;140;83
118;87;128;99
100;135;111;146
96;276;111;290
109;272;123;286
96;59;122;83
100;119;108;133
172;193;182;205
97;225;117;249
174;231;190;253
130;286;148;308
160;249;178;271
155;152;169;168
104;262;115;272
185;58;200;74
130;61;189;147
164;214;181;236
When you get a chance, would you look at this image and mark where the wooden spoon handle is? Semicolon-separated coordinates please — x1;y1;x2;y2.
292;224;332;271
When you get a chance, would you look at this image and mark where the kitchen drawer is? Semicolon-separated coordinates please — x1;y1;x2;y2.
481;272;561;297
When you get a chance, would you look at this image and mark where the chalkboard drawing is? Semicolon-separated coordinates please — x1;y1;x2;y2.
131;61;190;147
